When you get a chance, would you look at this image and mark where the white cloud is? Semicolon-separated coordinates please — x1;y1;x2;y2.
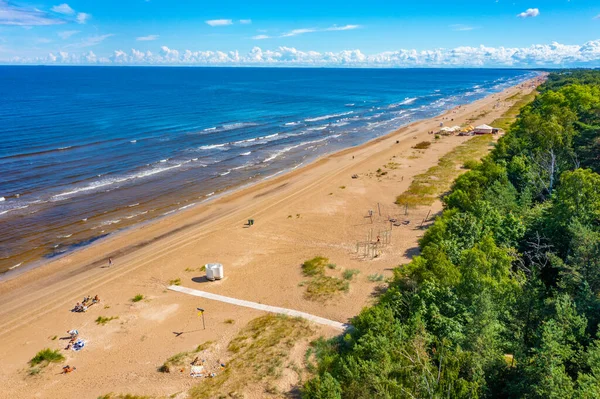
51;3;74;15
205;19;232;27
65;34;114;48
325;24;360;31
6;40;600;68
137;34;159;41
280;25;359;37
594;14;600;20
239;19;252;24
58;30;79;39
0;0;65;25
76;12;90;24
252;34;271;40
450;24;476;31
518;8;540;18
281;28;317;37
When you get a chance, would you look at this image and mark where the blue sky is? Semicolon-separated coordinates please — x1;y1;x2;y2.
1;0;599;66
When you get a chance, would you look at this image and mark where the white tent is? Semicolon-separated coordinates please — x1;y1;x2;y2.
474;124;494;134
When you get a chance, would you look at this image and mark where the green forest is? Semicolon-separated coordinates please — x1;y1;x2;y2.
303;70;600;399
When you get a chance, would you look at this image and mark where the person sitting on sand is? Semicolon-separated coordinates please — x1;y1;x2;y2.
73;302;83;312
62;365;76;374
92;295;100;304
67;329;78;337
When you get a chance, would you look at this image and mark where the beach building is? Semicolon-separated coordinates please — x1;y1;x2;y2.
474;124;495;134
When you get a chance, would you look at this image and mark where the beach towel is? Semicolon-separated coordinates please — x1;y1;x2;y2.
72;339;85;351
190;365;204;378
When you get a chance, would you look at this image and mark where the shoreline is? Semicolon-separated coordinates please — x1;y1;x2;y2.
0;73;539;282
0;75;545;399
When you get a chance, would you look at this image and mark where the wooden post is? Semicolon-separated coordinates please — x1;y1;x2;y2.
377;203;381;216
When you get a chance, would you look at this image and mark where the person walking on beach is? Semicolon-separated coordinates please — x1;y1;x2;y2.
108;257;113;267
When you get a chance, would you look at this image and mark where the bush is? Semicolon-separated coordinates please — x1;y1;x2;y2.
302;257;329;277
413;141;432;149
435;134;441;140
95;316;118;325
367;273;385;282
169;278;181;286
30;348;65;366
463;159;481;170
342;269;360;280
131;294;144;302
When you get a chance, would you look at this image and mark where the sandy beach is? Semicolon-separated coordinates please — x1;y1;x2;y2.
0;76;544;399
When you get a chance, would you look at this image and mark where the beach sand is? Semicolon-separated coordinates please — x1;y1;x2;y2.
0;76;544;398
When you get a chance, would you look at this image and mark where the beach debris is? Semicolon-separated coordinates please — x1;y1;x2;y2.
351;174;358;179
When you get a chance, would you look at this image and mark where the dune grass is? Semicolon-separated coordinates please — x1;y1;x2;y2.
304;276;349;301
396;134;495;207
412;141;431;150
158;341;214;373
301;256;329;277
131;294;144;303
368;273;385;282
30;348;65;367
189;315;313;399
97;394;151;399
95;316;118;325
169;278;181;286
342;269;360;281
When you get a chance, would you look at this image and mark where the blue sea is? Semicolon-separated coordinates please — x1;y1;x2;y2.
0;66;535;273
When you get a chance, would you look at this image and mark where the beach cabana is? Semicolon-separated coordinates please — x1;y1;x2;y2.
474;124;494;134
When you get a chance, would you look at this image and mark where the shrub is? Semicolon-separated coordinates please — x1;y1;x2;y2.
95;316;118;325
302;257;329;277
131;294;144;303
30;348;65;366
305;276;349;300
413;141;431;149
367;273;385;282
435;134;441;140
169;278;181;286
342;269;360;280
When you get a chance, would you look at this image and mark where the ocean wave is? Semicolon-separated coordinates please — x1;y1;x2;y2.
285;121;300;126
307;126;327;131
262;135;340;163
345;103;355;107
304;111;353;122
0;197;4;202
240;151;252;156
201;122;259;133
388;97;417;108
126;210;148;219
51;162;184;200
199;143;229;150
9;263;22;270
219;170;230;176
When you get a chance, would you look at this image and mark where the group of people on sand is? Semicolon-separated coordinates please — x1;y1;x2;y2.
72;295;100;312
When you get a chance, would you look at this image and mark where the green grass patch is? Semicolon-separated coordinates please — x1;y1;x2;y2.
396;135;494;207
301;256;329;277
95;316;118;325
131;294;144;303
368;273;385;282
304;276;349;301
342;269;360;280
189;315;313;399
169;278;181;286
326;263;337;270
30;348;65;367
339;185;346;189
224;319;235;324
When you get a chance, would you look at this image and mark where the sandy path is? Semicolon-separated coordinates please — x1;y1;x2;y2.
168;285;349;330
0;76;544;399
